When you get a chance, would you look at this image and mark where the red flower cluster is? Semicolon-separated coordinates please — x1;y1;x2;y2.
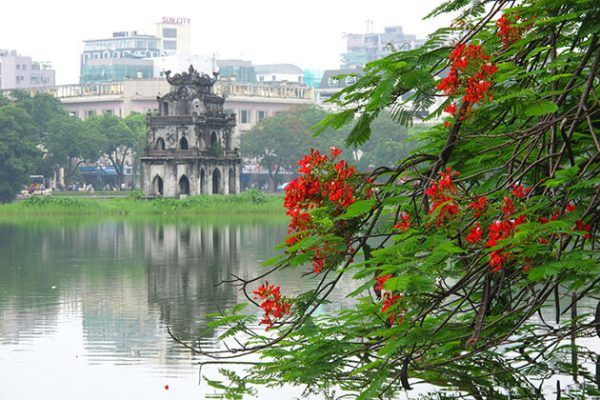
497;14;522;48
253;282;291;330
394;213;411;231
381;292;404;324
437;43;497;121
284;147;372;273
375;274;393;292
425;167;460;225
468;195;487;218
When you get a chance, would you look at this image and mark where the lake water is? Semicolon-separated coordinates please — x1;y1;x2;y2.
1;217;598;399
0;217;362;399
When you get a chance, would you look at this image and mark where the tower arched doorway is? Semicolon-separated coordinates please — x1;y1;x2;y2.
212;168;221;194
156;137;165;150
152;175;163;196
200;169;205;194
179;175;190;196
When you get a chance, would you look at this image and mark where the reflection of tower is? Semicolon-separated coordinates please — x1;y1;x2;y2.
143;222;242;340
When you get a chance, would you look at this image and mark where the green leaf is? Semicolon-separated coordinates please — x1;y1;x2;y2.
339;199;376;219
524;100;558;116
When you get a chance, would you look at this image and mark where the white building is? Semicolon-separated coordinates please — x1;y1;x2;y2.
0;49;55;90
144;17;192;55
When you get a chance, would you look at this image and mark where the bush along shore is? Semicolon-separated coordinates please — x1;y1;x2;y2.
0;189;285;216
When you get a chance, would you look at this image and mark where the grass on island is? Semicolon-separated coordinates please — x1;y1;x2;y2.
0;189;286;217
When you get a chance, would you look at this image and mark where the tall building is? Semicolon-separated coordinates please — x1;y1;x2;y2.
80;31;160;83
144;17;192;55
341;26;424;69
0;50;55;90
217;60;257;83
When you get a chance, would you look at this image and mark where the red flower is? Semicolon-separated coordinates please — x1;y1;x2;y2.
466;223;483;244
330;146;342;158
502;196;514;215
444;103;457;115
510;184;531;198
381;294;402;314
253;282;291;330
375;274;393;292
468;195;487;217
394;213;411;231
575;219;591;239
490;250;508;273
565;203;576;213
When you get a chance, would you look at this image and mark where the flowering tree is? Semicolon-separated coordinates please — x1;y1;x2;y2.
171;0;600;398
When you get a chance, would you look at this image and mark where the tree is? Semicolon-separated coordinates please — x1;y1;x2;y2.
172;1;600;398
0;106;41;202
45;114;101;187
85;113;144;187
240;106;344;190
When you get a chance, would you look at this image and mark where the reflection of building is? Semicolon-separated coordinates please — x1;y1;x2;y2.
342;26;424;70
141;66;241;197
0;49;55;90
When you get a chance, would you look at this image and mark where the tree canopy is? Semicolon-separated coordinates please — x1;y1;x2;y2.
0;105;41;202
174;0;600;398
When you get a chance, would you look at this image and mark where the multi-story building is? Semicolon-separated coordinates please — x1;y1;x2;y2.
0;49;55;90
341;26;424;69
217;60;257;84
254;64;304;85
144;17;192;55
80;31;161;83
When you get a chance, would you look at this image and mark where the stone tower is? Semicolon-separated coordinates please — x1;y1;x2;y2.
141;65;240;197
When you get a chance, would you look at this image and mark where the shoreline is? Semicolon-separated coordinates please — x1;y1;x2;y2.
0;190;286;217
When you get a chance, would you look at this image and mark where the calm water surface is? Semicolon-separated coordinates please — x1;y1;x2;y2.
0;217;358;399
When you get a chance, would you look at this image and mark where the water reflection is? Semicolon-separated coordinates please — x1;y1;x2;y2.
0;218;291;399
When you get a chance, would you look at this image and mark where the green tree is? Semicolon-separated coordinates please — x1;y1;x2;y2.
175;0;600;398
241;106;344;190
86;113;144;187
45;114;101;187
0;106;41;202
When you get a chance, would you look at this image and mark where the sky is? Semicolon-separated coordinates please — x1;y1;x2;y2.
1;0;451;85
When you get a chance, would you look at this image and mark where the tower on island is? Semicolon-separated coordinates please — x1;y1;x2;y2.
141;65;241;197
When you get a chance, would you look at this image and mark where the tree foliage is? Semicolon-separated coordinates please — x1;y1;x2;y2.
0;105;40;202
178;1;600;398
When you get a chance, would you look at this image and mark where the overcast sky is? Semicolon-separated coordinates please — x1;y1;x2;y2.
2;0;450;84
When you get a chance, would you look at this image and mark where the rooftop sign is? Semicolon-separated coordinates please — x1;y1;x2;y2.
161;17;191;25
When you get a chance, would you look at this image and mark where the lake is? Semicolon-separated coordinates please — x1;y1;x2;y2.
1;217;598;399
0;217;361;399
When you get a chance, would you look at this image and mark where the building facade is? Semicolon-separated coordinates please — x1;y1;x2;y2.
144;17;192;55
80;31;160;83
0;49;55;90
141;66;241;197
341;26;424;69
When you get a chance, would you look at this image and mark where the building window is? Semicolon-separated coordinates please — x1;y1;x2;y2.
272;75;276;81
162;28;177;38
22;64;27;70
345;76;357;85
257;111;266;122
259;76;264;82
103;110;113;115
16;64;20;70
68;111;78;117
240;110;249;124
328;77;339;87
163;40;177;50
86;110;96;118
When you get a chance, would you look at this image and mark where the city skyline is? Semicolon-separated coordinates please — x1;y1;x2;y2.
1;0;450;85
